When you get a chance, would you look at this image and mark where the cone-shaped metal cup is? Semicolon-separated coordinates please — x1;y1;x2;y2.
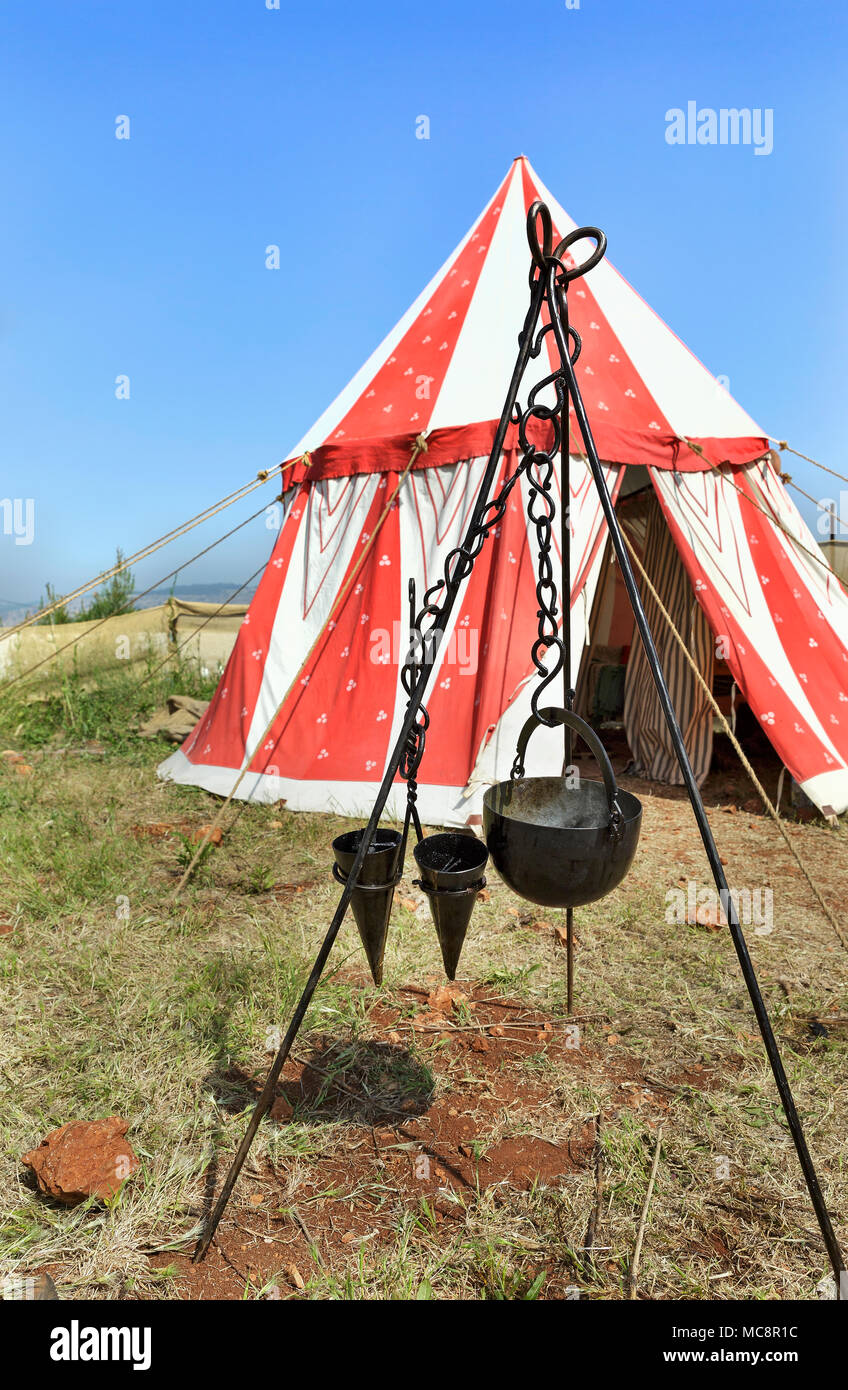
332;827;403;986
413;833;488;980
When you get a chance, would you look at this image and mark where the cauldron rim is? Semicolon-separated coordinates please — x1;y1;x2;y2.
483;775;642;834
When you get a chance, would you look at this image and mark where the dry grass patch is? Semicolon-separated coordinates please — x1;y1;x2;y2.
0;699;845;1299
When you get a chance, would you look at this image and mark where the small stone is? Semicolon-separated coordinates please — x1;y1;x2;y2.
22;1116;139;1205
427;984;467;1014
692;904;723;930
413;1011;446;1031
192;824;223;846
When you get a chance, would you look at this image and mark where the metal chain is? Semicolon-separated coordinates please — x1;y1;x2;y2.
398;216;597;784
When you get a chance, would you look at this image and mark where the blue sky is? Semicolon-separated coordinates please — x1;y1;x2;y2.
1;0;846;606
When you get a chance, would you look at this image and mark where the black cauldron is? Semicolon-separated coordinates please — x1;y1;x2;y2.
483;707;641;909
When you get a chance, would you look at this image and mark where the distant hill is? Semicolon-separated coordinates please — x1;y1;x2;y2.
0;582;258;627
134;583;258;610
0;597;40;627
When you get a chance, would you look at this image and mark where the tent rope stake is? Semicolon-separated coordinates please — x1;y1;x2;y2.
192;203;845;1292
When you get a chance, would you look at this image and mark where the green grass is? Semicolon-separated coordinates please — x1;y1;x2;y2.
0;669;846;1300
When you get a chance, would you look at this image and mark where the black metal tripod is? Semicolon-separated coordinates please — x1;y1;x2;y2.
193;202;844;1296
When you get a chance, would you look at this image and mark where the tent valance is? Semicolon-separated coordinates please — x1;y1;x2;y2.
282;420;769;486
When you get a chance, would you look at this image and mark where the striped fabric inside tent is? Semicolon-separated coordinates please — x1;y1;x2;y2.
623;493;715;786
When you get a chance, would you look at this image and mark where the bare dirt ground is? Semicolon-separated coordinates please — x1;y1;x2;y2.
1;722;846;1300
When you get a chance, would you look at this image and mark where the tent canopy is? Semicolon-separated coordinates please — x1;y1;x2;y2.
159;157;848;819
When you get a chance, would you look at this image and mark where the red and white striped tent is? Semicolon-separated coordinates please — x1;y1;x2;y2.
159;157;848;820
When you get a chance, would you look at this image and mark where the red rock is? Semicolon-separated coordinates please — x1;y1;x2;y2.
427;983;467;1014
413;1010;446;1030
22;1116;139;1205
192;824;223;846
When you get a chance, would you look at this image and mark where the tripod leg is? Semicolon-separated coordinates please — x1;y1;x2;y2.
193;913;344;1262
557;338;845;1290
566;907;574;1014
